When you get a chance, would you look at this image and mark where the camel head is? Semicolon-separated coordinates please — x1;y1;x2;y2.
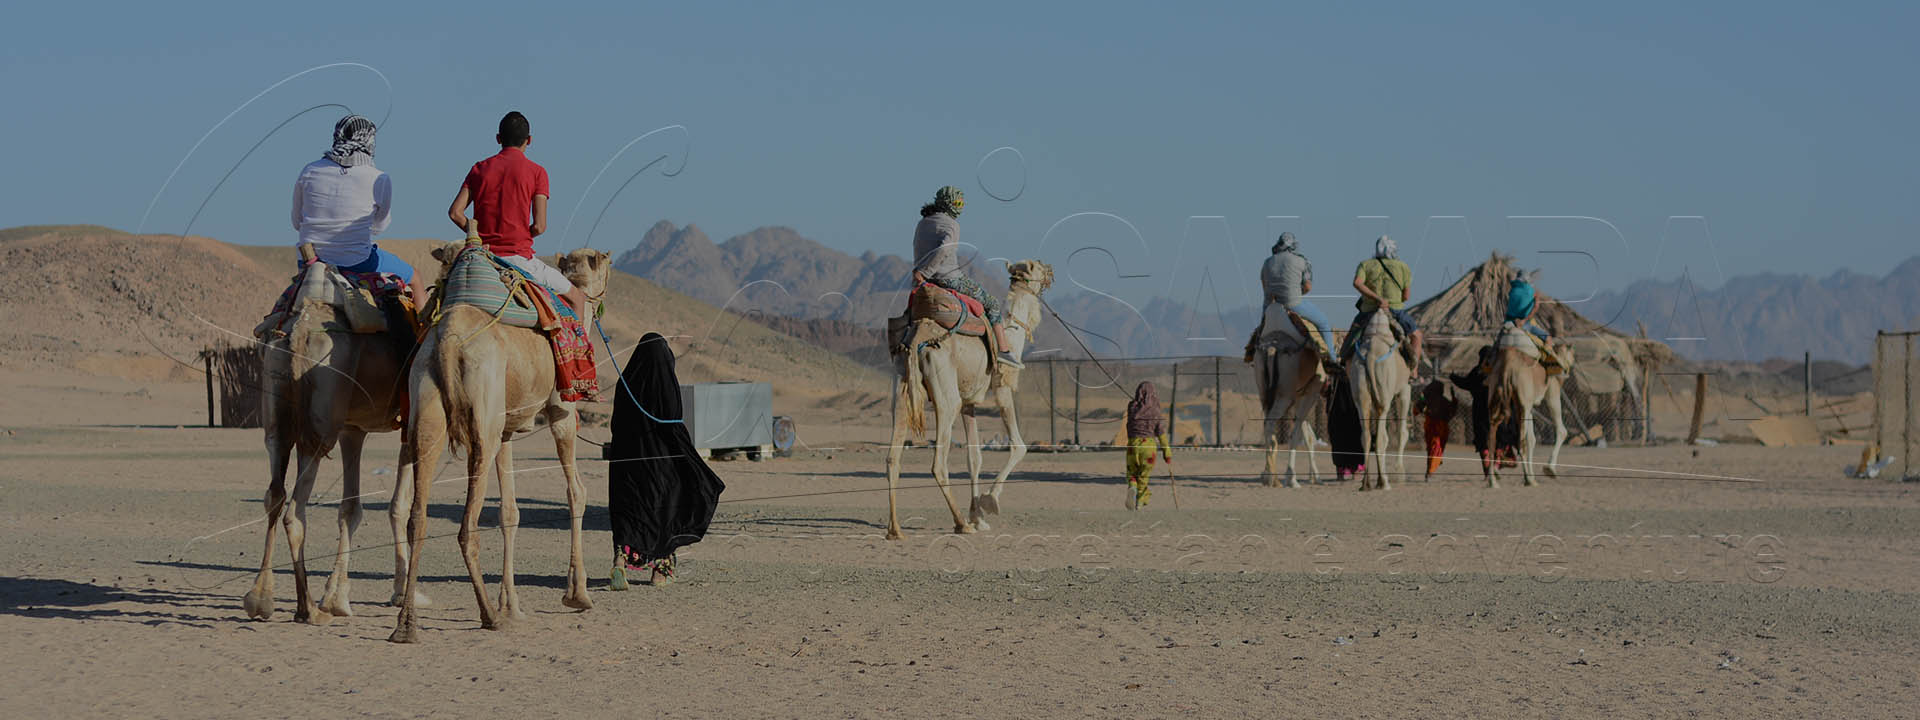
1008;259;1054;294
429;241;469;283
555;249;614;309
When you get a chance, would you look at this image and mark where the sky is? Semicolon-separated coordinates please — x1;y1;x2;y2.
3;1;1916;315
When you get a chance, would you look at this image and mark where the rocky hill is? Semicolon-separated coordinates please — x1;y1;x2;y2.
0;225;888;413
1588;259;1920;364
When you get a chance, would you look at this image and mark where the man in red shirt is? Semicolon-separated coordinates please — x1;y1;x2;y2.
447;111;589;315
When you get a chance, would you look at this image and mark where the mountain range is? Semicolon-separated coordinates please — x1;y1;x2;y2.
610;220;1920;365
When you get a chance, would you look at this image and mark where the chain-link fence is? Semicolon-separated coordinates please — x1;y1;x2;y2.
999;350;1651;451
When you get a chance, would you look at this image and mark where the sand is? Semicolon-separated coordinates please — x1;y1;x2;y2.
4;369;1919;719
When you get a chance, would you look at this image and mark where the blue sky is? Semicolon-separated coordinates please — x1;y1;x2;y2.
3;1;1916;313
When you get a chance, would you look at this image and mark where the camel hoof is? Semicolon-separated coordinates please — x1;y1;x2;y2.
953;523;977;535
971;517;992;533
562;592;593;611
976;494;1000;515
387;590;433;608
1543;466;1559;479
482;616;511;632
387;626;418;644
242;589;273;621
296;608;333;626
886;529;906;541
320;596;353;618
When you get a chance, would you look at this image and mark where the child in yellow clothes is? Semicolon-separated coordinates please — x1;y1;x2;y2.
1124;382;1173;509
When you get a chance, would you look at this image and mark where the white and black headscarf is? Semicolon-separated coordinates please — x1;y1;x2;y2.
325;115;376;168
1373;234;1398;259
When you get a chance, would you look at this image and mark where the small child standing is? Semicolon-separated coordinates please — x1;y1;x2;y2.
1124;381;1172;510
1417;379;1456;480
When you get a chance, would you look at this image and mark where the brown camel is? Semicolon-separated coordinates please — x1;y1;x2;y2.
388;238;611;643
1344;309;1412;491
884;260;1053;538
1252;305;1325;488
243;258;429;624
1484;328;1575;488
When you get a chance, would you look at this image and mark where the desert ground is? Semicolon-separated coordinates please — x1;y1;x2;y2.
4;367;1919;719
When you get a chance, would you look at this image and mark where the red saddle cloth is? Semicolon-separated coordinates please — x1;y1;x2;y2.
907;283;988;336
519;281;598;403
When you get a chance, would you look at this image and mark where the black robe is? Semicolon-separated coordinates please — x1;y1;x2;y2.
1327;374;1366;474
609;333;725;564
1450;366;1520;453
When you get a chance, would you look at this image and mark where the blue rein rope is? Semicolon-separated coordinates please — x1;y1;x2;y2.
593;316;684;426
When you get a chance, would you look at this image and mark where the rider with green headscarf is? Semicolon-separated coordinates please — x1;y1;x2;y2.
912;186;1021;367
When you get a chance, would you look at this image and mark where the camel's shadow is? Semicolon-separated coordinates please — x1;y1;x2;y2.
0;576;232;629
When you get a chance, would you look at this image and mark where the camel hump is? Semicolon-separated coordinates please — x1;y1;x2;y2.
439;246;541;329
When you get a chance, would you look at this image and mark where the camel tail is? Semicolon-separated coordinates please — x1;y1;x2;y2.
435;327;471;450
903;343;929;438
285;305;326;449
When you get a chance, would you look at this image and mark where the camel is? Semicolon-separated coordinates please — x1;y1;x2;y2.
883;260;1053;538
388;237;611;643
1251;306;1325;488
1344;310;1412;491
1483;328;1575;488
243;256;430;624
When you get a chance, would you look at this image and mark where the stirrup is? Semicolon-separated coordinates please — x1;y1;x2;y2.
996;351;1025;369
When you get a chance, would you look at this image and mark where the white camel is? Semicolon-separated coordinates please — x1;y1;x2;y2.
883;260;1053;538
243;258;431;624
1484;328;1575;488
1344;310;1412;491
388;238;611;643
1252;306;1326;488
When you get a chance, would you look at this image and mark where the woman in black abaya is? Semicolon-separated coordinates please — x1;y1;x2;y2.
608;333;725;589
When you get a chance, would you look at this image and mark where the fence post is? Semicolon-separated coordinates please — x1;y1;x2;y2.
1072;364;1081;446
1047;357;1056;446
202;350;216;428
1686;373;1708;445
1641;366;1652;446
1804;350;1813;417
1213;356;1223;447
1170;363;1180;446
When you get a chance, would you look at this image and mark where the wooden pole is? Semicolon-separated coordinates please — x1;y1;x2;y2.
203;351;216;428
1072;364;1081;446
1170;363;1180;446
1804;350;1813;417
1047;357;1056;446
1686;373;1708;445
1641;366;1653;446
1213;356;1223;447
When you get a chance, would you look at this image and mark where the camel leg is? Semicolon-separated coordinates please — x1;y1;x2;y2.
1484;405;1500;489
494;437;526;620
461;427;507;630
1375;400;1394;492
1389;384;1410;490
963;408;989;531
1520;409;1539;487
883;377;912;541
549;404;593;610
389;389;446;644
929;391;971;534
243;429;293;621
320;429;368;618
982;382;1025;515
388;430;431;608
1299;418;1322;484
287;446;332;625
1544;384;1566;479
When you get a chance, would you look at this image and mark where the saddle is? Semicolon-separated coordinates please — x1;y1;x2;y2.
1496;322;1564;374
1338;309;1416;367
890;283;996;356
255;263;412;339
432;242;599;401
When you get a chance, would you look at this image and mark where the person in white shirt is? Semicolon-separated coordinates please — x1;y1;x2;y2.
291;115;427;310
